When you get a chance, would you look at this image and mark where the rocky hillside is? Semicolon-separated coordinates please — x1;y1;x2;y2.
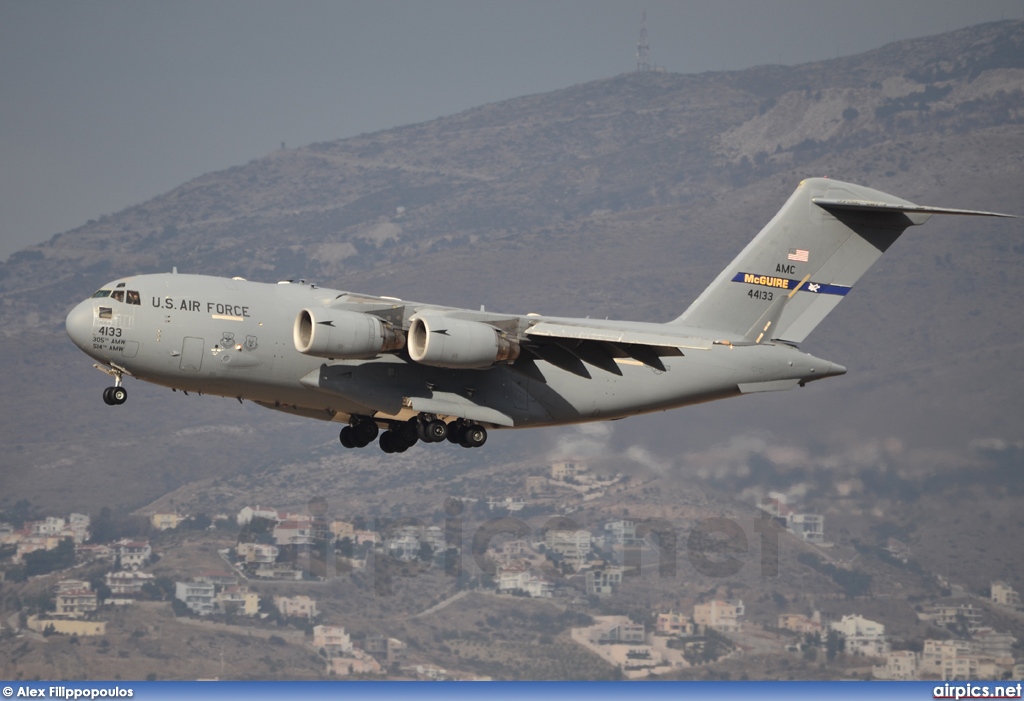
1;20;1022;513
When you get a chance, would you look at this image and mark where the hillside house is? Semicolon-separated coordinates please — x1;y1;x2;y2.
778;612;823;634
694;600;745;633
115;539;152;570
55;585;98;618
105;570;154;597
313;625;353;655
585;565;624;597
217;585;259;616
236;505;279;526
830;614;888;657
655;611;694;637
150;513;185;531
991;581;1021;609
274;595;318;619
175;581;216;616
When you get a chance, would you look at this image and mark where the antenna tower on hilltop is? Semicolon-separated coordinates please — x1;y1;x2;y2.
636;11;651;72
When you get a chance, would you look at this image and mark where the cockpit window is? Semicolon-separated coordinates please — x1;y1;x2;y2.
111;290;125;303
91;290;112;298
116;282;126;288
126;290;141;305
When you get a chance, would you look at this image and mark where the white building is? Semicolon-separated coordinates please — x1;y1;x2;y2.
30;517;66;537
973;628;1016;661
788;513;825;544
105;570;154;597
486;496;526;512
236;505;279;526
991;581;1021;609
551;461;586;481
273;520;313;546
175;581;216;616
496;566;553;598
237;542;279;565
694;600;745;633
66;514;91;543
603;520;639;546
384;525;444;561
757;497;825;544
830;614;888;657
274;595;318;619
115;539;152;570
313;625;353;655
55;585;98;618
585;565;624;597
544;529;591;567
593;616;646;644
873;650;919;680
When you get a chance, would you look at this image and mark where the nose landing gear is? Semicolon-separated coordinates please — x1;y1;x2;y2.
95;363;129;406
103;385;127;406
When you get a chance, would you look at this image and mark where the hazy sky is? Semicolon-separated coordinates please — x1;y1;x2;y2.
2;1;1022;261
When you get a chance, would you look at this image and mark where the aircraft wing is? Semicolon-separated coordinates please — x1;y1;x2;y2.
298;365;515;426
520;320;705;378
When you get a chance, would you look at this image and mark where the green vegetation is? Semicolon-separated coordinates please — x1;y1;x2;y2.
797;552;872;598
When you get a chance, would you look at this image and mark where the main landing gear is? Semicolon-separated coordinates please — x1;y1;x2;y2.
339;415;488;453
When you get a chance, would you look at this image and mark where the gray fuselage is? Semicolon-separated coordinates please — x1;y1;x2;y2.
65;272;842;431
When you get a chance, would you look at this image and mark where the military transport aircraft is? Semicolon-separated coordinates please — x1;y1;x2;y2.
65;178;1013;454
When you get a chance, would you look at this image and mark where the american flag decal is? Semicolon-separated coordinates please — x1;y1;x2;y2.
788;248;809;262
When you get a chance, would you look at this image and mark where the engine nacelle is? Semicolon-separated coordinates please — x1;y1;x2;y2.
408;312;519;369
294;308;404;360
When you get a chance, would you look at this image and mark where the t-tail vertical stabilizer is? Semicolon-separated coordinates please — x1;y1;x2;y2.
673;178;1014;343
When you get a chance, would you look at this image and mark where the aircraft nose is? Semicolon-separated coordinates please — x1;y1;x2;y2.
65;300;94;349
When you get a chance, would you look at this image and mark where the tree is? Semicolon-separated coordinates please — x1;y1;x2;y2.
826;630;845;661
22;538;75;577
141;577;175;601
417;542;434;563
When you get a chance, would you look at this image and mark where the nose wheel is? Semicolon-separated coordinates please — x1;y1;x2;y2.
94;363;129;406
103;386;128;406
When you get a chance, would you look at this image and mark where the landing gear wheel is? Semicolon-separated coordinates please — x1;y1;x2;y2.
340;425;355;449
379;431;396;454
446;422;463;444
353;420;379;448
394;422;419;449
461;424;487;448
103;386;126;405
425;419;448;443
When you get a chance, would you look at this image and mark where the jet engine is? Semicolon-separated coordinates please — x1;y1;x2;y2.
294;308;404;359
408;312;519;369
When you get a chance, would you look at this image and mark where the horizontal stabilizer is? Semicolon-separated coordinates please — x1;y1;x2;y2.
812;198;1016;219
